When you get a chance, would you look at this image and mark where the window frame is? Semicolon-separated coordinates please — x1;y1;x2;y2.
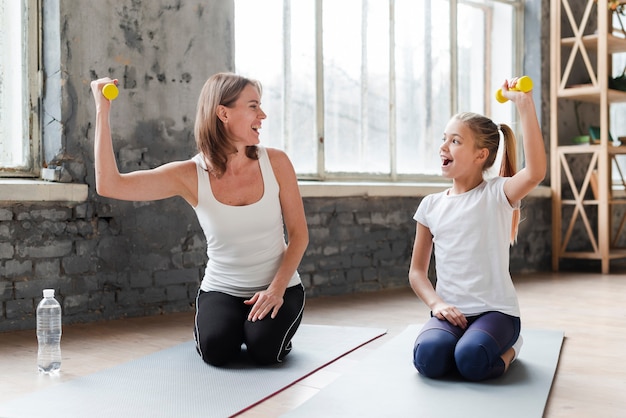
0;0;41;178
322;0;520;181
242;0;525;182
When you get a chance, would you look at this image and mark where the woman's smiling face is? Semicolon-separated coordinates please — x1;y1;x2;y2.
221;83;266;146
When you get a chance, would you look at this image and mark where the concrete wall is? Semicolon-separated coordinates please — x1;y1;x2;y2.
0;0;553;332
1;0;233;331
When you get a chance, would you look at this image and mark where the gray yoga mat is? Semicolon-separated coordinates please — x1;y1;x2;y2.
0;324;386;418
283;324;564;418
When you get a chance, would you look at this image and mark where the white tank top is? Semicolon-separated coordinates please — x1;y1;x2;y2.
192;146;301;297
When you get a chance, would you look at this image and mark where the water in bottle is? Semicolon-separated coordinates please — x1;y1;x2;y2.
36;288;62;374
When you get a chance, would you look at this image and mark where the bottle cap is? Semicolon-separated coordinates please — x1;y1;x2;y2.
43;289;55;298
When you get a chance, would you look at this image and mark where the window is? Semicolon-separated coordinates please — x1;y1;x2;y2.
611;50;626;185
0;0;39;177
235;0;522;180
611;51;626;140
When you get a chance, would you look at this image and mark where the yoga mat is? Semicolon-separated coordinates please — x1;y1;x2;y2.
283;324;564;418
0;324;386;418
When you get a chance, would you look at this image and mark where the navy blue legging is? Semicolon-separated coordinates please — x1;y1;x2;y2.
194;284;305;367
413;311;520;381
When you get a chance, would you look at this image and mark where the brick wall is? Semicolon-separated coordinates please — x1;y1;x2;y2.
0;199;205;331
0;194;551;332
300;195;552;297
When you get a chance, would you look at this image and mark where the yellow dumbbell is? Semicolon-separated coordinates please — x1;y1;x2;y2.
102;83;119;101
495;76;533;103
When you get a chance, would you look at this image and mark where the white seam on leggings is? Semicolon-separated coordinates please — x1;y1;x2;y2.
275;284;306;363
193;289;204;362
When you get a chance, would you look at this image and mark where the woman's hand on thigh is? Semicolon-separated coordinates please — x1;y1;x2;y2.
244;289;284;322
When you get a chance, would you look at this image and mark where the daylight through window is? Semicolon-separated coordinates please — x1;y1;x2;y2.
235;0;522;180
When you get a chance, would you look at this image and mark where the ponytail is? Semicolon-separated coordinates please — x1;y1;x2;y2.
498;123;520;244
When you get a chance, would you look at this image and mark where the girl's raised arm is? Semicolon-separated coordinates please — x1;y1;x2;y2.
501;79;547;204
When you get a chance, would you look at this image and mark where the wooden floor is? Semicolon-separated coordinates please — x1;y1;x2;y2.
1;270;625;417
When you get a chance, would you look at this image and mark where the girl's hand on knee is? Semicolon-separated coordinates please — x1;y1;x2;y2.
432;303;468;329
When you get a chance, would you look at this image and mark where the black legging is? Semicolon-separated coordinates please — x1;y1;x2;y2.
194;284;305;366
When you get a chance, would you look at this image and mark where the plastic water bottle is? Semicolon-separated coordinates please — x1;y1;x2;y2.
36;288;62;374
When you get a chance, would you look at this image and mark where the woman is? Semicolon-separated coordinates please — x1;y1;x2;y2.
91;72;308;366
408;77;546;381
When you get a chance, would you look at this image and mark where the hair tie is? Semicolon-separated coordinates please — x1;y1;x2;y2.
497;124;505;141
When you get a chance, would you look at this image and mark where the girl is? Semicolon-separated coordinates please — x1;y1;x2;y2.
408;78;546;381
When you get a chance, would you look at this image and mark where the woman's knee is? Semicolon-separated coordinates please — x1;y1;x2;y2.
195;329;242;366
246;344;282;365
245;290;303;366
199;346;240;367
246;329;293;365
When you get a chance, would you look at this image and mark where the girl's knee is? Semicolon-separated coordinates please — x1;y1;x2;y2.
454;333;504;381
413;332;457;378
454;341;491;381
414;342;450;378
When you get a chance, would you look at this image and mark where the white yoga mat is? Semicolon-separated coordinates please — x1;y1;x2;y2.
283;324;564;418
0;324;386;418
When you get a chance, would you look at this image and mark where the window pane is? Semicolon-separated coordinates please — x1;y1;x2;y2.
396;0;451;175
612;53;626;139
482;1;515;124
363;0;390;174
0;0;29;169
323;0;362;173
457;3;487;113
459;1;515;178
611;52;626;181
235;0;283;150
324;0;390;174
286;0;317;174
235;0;317;175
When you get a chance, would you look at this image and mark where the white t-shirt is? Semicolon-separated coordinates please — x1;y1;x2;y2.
414;177;520;317
192;146;301;297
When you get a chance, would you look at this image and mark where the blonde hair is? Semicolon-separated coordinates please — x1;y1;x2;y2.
194;72;261;177
453;112;520;244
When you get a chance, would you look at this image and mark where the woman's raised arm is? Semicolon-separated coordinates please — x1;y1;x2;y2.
90;78;197;204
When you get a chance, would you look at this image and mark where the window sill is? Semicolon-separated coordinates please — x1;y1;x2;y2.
298;181;552;198
0;178;551;203
0;179;88;203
